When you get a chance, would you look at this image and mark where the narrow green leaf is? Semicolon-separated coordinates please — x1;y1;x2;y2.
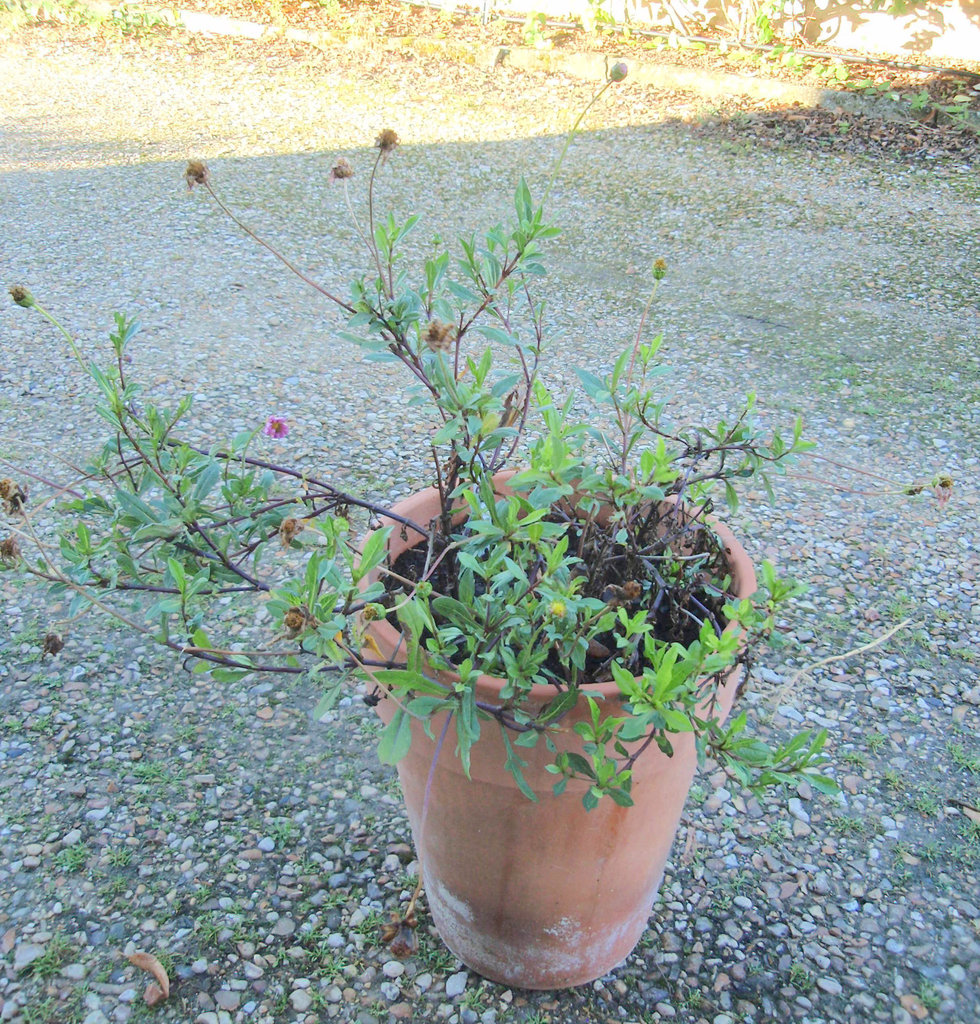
377;708;413;765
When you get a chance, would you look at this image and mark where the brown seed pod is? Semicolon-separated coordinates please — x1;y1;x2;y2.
184;159;210;190
0;536;19;564
8;286;34;308
42;633;64;658
282;606;316;639
423;319;455;352
278;517;303;548
375;129;399;162
0;479;26;516
329;157;354;181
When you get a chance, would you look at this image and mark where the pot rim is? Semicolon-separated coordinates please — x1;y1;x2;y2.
360;473;758;707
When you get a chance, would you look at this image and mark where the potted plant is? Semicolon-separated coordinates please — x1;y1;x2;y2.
2;66;946;989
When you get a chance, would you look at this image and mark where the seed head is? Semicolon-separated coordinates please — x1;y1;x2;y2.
42;632;64;658
0;479;26;516
330;157;354;182
0;536;19;564
8;286;34;308
608;61;629;83
185;160;210;190
602;581;641;607
375;129;400;163
279;517;303;548
283;605;316;639
424;320;455;352
652;258;667;281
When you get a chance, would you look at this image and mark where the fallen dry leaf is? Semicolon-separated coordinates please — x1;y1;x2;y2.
127;951;170;1005
899;993;929;1020
143;982;168;1006
680;826;697;866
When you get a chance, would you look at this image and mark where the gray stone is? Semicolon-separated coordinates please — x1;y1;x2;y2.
788;798;810;824
213;991;239;1011
378;981;400;1001
289;990;313;1012
445;971;468;998
13;943;45;972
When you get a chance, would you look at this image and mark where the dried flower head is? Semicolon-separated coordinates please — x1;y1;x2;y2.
933;474;954;509
602;581;642;608
0;479;26;516
652;258;667;281
608;61;629;83
8;286;34;308
263;415;290;439
0;536;19;564
361;603;385;622
375;129;400;163
330;157;354;182
283;605;316;639
185;160;210;190
424;320;455;352
278;517;303;548
42;632;64;658
379;909;418;958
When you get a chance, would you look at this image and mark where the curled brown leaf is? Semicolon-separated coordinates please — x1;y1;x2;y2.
127;951;170;1005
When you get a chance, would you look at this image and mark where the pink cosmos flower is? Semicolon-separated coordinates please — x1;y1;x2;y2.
263;415;290;439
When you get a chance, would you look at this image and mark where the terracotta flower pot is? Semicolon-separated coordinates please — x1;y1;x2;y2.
362;481;756;989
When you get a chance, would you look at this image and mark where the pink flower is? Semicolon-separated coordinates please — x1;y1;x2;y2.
263;415;290;439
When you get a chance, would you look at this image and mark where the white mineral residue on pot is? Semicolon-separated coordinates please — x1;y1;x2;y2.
542;915;582;939
428;875;475;922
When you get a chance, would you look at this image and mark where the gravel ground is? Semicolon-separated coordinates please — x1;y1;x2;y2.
1;14;979;1024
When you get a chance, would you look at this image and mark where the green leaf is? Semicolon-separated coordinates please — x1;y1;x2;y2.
538;688;578;723
371;668;448;697
377;708;413;765
446;279;482;304
501;730;538;802
354;526;391;582
113;488;155;524
514;176;534;224
130;521;183;543
575;367;611;403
